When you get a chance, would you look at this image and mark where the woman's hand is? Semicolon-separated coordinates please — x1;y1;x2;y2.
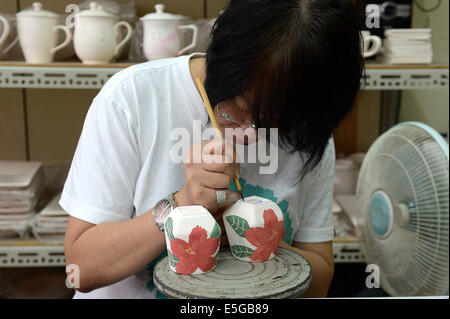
175;138;242;220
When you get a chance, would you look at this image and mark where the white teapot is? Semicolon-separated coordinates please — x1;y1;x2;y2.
16;2;72;64
141;4;198;60
74;2;132;64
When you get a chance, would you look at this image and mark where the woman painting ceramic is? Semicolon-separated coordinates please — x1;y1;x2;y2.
62;0;363;298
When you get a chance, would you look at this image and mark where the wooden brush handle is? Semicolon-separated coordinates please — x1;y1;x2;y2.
194;78;243;193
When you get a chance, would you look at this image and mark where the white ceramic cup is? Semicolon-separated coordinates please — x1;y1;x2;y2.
141;4;198;60
16;3;72;64
142;21;198;60
74;20;132;64
73;2;133;64
0;15;18;58
361;31;382;58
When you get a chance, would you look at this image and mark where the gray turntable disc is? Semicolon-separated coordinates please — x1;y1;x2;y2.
153;247;312;299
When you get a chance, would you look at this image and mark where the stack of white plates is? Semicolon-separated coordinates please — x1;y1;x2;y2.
379;28;433;64
0;161;44;238
31;193;68;244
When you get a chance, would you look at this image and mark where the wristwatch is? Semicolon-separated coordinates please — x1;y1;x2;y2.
152;192;177;232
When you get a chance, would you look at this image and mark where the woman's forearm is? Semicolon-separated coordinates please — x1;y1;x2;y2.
65;210;166;293
279;240;334;298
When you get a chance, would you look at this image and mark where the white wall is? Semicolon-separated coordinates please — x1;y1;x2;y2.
399;0;449;135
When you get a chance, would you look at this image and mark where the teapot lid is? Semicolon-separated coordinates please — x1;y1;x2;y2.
140;4;183;21
16;2;58;18
76;1;116;18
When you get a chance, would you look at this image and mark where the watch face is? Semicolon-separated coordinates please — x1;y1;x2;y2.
154;199;172;226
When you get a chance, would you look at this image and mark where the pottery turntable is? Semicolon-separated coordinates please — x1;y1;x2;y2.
153;247;311;299
154;196;312;299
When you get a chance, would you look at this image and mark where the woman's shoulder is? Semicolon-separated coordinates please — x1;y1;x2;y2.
99;56;185;99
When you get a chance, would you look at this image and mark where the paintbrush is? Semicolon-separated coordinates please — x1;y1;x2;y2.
194;78;245;202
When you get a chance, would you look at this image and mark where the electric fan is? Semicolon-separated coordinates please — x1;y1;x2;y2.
355;122;449;296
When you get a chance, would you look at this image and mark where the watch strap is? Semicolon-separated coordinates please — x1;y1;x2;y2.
153;192;177;232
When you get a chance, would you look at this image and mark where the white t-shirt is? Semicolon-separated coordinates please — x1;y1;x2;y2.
60;53;335;299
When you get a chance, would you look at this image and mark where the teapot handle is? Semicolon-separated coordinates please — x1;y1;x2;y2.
178;24;198;56
1;36;18;56
51;25;72;54
114;21;133;56
0;16;11;48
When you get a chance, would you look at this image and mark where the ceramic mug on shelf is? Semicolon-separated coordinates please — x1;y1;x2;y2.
73;2;133;64
361;30;382;58
141;4;198;60
164;205;221;275
0;15;19;58
223;196;285;262
16;2;72;64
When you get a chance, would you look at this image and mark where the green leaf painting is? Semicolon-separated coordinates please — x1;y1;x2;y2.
231;245;254;258
168;250;179;268
226;215;250;238
210;222;221;239
165;217;175;241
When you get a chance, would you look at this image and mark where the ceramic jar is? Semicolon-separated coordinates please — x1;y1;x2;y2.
140;4;198;60
74;2;132;64
16;2;72;64
223;196;285;262
164;205;221;275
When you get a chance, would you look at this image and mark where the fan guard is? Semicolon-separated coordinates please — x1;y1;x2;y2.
355;122;449;296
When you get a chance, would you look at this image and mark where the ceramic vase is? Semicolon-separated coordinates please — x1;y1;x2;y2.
164;205;221;275
223;196;285;262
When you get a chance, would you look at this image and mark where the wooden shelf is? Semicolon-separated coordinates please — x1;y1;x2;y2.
0;238;65;268
0;61;448;90
0;238;62;247
364;63;449;69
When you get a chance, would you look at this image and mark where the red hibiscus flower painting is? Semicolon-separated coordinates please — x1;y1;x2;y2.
245;209;286;262
170;226;220;275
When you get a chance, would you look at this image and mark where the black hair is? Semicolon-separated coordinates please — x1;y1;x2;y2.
205;0;364;181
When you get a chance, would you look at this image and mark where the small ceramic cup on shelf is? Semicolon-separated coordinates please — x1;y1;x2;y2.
73;2;133;64
16;2;72;64
164;205;221;275
140;4;198;60
223;196;285;262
